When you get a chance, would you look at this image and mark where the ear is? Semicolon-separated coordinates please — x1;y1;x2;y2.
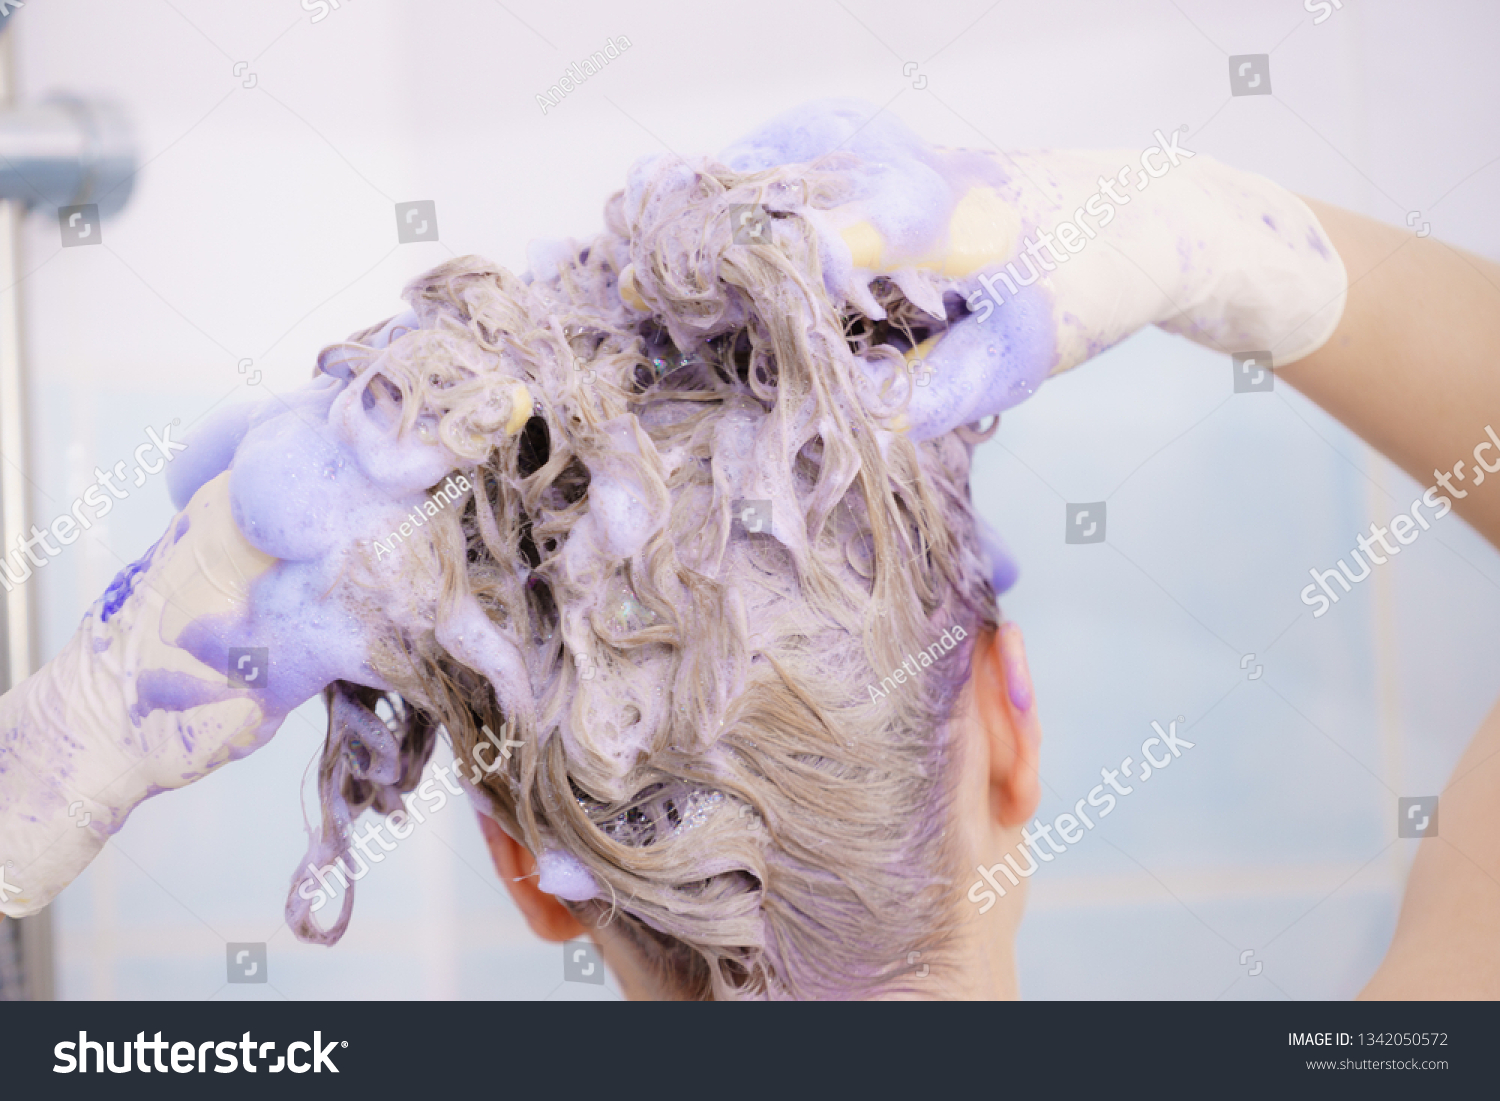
972;622;1042;829
476;812;586;943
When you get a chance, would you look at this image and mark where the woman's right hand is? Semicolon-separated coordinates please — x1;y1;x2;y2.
0;376;434;918
0;315;537;919
715;99;1348;439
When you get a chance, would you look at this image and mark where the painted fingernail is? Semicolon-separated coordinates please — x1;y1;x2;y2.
1007;667;1033;713
1001;622;1033;712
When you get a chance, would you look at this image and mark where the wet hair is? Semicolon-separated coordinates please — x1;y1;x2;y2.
289;154;1000;1000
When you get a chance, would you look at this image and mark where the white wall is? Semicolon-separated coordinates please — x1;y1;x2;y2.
15;0;1499;999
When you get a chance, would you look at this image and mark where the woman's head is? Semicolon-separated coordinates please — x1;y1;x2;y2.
290;153;1034;999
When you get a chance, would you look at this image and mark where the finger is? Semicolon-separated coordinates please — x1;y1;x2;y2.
999;620;1040;752
835;184;1021;280
887;285;1056;441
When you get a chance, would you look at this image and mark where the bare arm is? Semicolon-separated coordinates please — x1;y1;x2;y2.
1359;699;1500;998
1277;201;1500;997
752;97;1500;996
1281;200;1500;546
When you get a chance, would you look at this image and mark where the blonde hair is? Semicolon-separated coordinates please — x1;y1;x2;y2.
289;156;1000;999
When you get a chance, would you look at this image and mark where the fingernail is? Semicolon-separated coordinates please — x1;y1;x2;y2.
1007;667;1033;713
1001;622;1033;713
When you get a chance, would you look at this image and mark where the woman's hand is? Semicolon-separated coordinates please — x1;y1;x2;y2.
716;99;1348;439
0;323;514;917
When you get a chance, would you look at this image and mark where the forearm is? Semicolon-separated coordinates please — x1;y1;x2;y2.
1279;202;1500;995
848;147;1346;441
0;629;125;916
1280;200;1500;548
0;481;284;916
0;587;271;917
1359;692;1500;998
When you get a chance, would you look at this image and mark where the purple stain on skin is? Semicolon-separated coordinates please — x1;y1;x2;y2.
1262;214;1278;232
1306;227;1330;259
172;513;191;543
